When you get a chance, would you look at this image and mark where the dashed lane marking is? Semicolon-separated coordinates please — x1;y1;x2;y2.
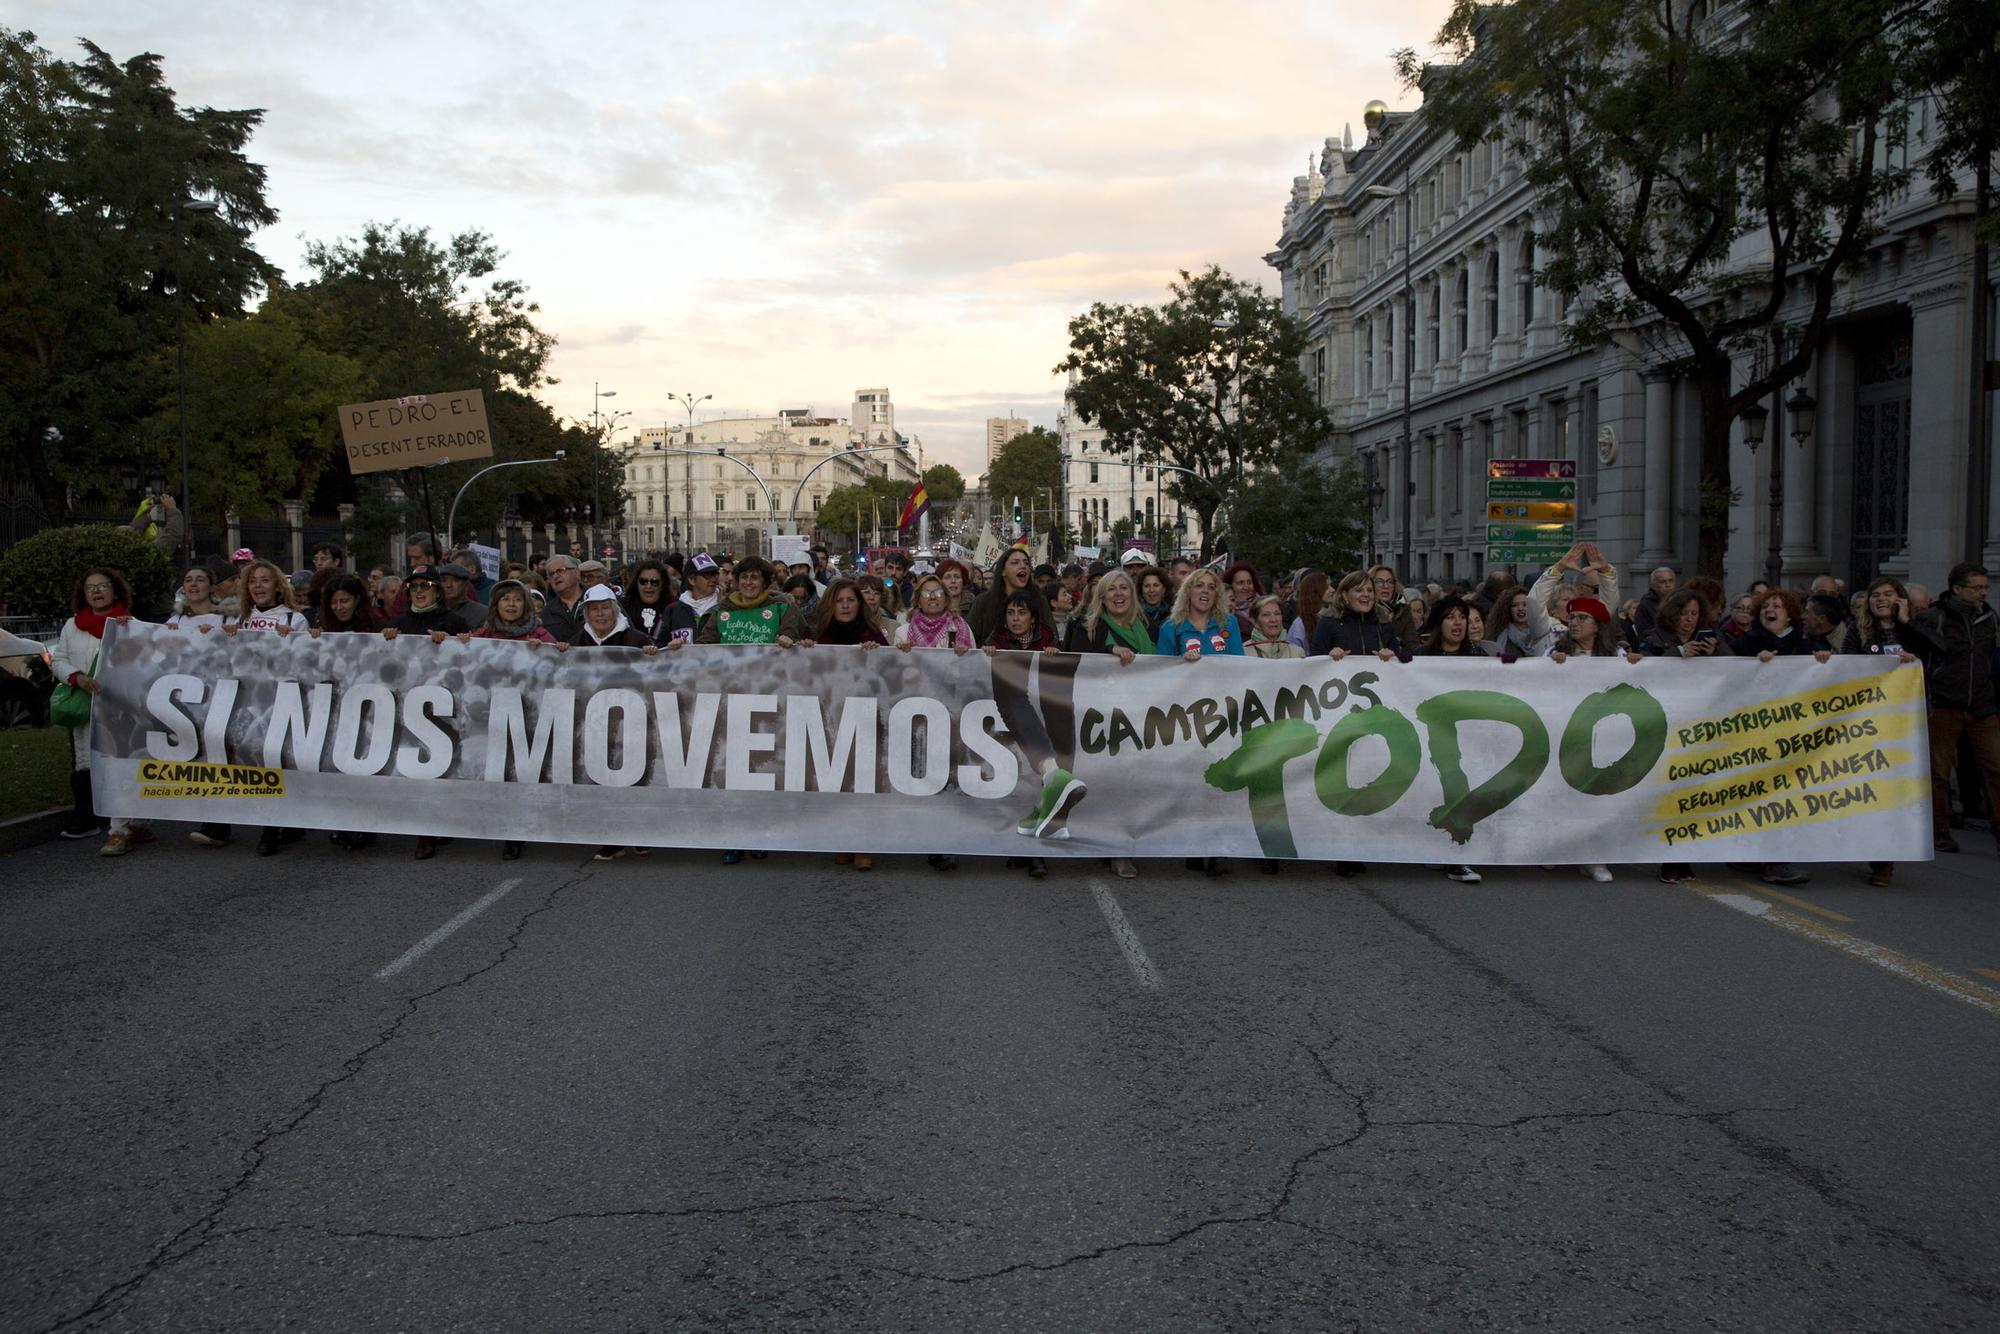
375;878;523;980
1087;878;1163;990
1684;878;2000;1020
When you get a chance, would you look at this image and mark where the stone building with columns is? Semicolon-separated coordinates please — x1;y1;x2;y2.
1266;94;1996;594
620;388;920;556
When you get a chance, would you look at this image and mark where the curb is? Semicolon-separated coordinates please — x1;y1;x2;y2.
0;808;71;855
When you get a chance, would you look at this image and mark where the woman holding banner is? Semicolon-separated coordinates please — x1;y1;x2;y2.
1157;568;1243;659
53;568;153;856
800;579;887;871
225;561;309;858
1311;572;1397;660
895;573;975;873
895;574;974;652
622;559;694;647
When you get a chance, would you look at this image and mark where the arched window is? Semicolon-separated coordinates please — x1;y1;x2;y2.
1454;268;1470;355
1427;283;1442;366
1484;251;1501;344
1517;232;1538;331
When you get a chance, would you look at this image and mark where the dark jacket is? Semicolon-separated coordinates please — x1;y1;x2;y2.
1908;596;1997;716
1730;623;1816;657
567;623;652;650
540;590;588;644
626;600;697;647
1310;609;1400;657
1632;588;1665;643
1642;626;1718;658
389;601;476;635
1064;614;1155;655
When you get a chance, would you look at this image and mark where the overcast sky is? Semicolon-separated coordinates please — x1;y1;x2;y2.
25;0;1449;478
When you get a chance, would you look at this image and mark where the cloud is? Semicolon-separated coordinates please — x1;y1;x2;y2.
19;0;1455;472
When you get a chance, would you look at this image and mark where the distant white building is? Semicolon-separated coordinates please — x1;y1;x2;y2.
1265;83;1996;592
1055;370;1206;560
619;387;920;555
985;417;1031;469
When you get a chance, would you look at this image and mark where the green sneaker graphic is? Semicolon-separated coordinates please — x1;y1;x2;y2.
1021;768;1086;838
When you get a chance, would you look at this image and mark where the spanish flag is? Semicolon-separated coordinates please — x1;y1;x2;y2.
897;481;929;531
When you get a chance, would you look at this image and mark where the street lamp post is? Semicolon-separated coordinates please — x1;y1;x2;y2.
668;391;712;552
1739;376;1817;591
173;197;219;562
589;383;617;555
1365;170;1415;581
444;452;567;552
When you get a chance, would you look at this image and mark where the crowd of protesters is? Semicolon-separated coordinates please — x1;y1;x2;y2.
46;532;1998;891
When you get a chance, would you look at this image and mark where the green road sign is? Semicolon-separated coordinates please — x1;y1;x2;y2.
1486;523;1574;543
1486;543;1574;563
1487;479;1577;501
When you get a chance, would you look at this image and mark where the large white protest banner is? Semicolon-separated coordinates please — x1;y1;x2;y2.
88;623;1930;863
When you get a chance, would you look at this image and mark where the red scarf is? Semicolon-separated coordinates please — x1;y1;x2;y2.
75;603;127;638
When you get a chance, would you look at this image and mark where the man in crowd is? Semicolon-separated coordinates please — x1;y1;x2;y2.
407;532;439;572
578;560;610;591
1120;548;1150;577
1908;563;1999;854
883;550;914;605
540;554;588;641
437;562;486;620
1168;558;1195;592
1633;566;1677;641
811;545;837;583
311;542;346;574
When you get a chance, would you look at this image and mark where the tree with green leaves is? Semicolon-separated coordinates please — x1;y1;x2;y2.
1;28;278;518
816;476;915;550
1227;459;1369;578
1400;0;1919;572
984;427;1062;527
277;221;574;542
1057;266;1331;561
153;306;366;536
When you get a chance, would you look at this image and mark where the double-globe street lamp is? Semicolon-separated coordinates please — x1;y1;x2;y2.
1738;371;1818;590
667;391;712;549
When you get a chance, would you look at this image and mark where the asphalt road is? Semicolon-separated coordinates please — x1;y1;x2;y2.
3;828;1997;1332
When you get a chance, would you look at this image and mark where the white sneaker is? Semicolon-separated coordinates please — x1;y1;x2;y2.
1583;864;1614;883
1445;865;1482;884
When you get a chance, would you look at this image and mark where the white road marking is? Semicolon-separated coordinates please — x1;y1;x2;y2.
374;878;522;980
1088;878;1163;990
1692;882;2000;1020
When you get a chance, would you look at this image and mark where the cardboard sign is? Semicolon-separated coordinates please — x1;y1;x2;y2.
772;534;810;568
465;543;501;583
338;391;494;474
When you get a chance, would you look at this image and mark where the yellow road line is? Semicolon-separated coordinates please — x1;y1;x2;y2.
1727;877;1855;924
1683;877;2000;1020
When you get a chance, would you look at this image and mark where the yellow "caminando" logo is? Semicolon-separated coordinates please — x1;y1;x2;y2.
136;760;286;799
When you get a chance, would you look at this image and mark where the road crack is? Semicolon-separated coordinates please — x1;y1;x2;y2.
1355;884;2000;1307
36;866;598;1334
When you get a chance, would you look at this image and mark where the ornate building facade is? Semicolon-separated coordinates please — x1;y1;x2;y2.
619;388;920;555
1266;90;1996;593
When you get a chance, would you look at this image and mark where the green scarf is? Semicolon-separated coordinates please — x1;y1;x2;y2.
1101;613;1154;654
